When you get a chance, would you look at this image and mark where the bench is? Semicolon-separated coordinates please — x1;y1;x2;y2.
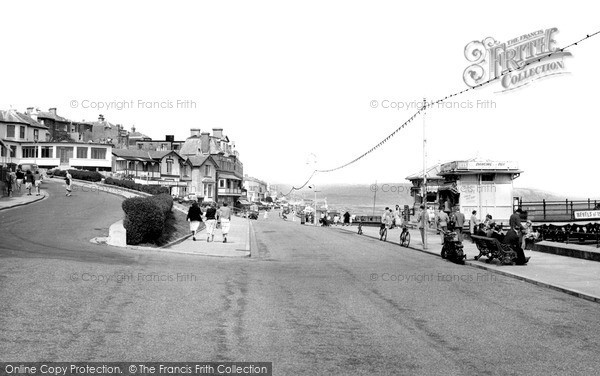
471;235;518;265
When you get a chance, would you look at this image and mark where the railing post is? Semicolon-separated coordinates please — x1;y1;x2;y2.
570;201;574;219
543;199;546;220
565;199;568;215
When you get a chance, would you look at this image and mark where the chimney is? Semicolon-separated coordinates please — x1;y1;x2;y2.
190;128;201;138
165;135;174;142
49;108;57;115
98;114;105;122
26;107;34;115
200;132;210;154
212;128;223;139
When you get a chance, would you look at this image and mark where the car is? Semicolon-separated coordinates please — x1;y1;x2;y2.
17;163;39;173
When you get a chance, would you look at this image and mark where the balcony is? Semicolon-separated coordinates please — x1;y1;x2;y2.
218;188;242;196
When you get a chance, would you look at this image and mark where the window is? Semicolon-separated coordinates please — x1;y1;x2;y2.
7;125;15;138
91;148;106;159
204;183;213;198
1;146;5;157
481;173;495;182
77;147;88;158
20;126;25;139
166;158;173;174
138;144;143;149
22;146;38;158
33;129;39;141
41;147;53;158
219;179;225;188
204;165;211;175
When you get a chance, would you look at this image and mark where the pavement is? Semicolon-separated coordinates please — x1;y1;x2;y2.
0;185;48;210
163;215;251;257
333;222;600;303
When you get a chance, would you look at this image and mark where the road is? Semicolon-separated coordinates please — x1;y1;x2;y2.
1;181;599;375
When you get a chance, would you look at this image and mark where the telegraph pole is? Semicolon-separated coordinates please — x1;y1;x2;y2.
422;98;428;250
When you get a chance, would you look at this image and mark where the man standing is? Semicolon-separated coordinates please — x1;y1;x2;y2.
204;202;217;242
453;207;466;241
437;207;449;244
510;208;526;247
470;210;479;241
416;205;426;244
219;202;232;243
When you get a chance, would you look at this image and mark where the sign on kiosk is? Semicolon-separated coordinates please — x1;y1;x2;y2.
574;210;600;220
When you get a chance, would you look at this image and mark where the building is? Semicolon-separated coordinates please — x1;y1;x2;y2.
1;109;112;171
112;149;190;196
81;115;129;148
135;135;185;152
406;159;522;223
127;125;152;147
187;155;219;202
179;128;244;206
243;175;268;202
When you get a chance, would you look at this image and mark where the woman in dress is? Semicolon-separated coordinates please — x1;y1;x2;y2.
186;201;203;241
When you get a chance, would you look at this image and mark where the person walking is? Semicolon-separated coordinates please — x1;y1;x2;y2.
220;202;232;243
204;202;217;242
186;201;203;241
34;170;41;196
15;169;24;192
453;207;466;241
64;172;72;197
343;211;350;226
24;170;34;195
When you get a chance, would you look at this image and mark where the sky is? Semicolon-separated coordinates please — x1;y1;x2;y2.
2;0;599;198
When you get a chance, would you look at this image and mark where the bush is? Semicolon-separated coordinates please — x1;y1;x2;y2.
50;169;102;182
122;194;174;245
103;177;170;195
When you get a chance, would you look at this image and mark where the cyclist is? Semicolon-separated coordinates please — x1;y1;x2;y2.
380;207;392;241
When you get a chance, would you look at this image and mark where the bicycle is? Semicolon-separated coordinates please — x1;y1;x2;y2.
379;223;388;241
399;226;410;247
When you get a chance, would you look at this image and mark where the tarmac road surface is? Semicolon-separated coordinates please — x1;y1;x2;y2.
1;183;599;375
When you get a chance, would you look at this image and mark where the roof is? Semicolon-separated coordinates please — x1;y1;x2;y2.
0;110;48;129
37;111;70;123
129;130;151;139
179;135;229;156
405;163;445;181
219;173;241;180
187;155;218;167
112;149;182;160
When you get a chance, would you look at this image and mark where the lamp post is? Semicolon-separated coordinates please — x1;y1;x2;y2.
308;185;320;226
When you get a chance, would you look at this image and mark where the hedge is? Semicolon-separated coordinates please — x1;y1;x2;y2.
122;193;173;245
50;169;102;182
105;177;170;195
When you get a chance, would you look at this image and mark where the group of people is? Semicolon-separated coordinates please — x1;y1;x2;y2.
186;201;232;243
315;211;352;226
3;168;42;197
414;205;466;244
470;208;532;265
381;205;408;229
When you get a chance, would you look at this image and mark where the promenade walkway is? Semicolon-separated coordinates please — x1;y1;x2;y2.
334;223;600;302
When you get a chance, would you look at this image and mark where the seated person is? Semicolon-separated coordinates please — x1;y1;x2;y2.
504;228;530;265
491;224;505;242
485;222;496;237
475;223;487;236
